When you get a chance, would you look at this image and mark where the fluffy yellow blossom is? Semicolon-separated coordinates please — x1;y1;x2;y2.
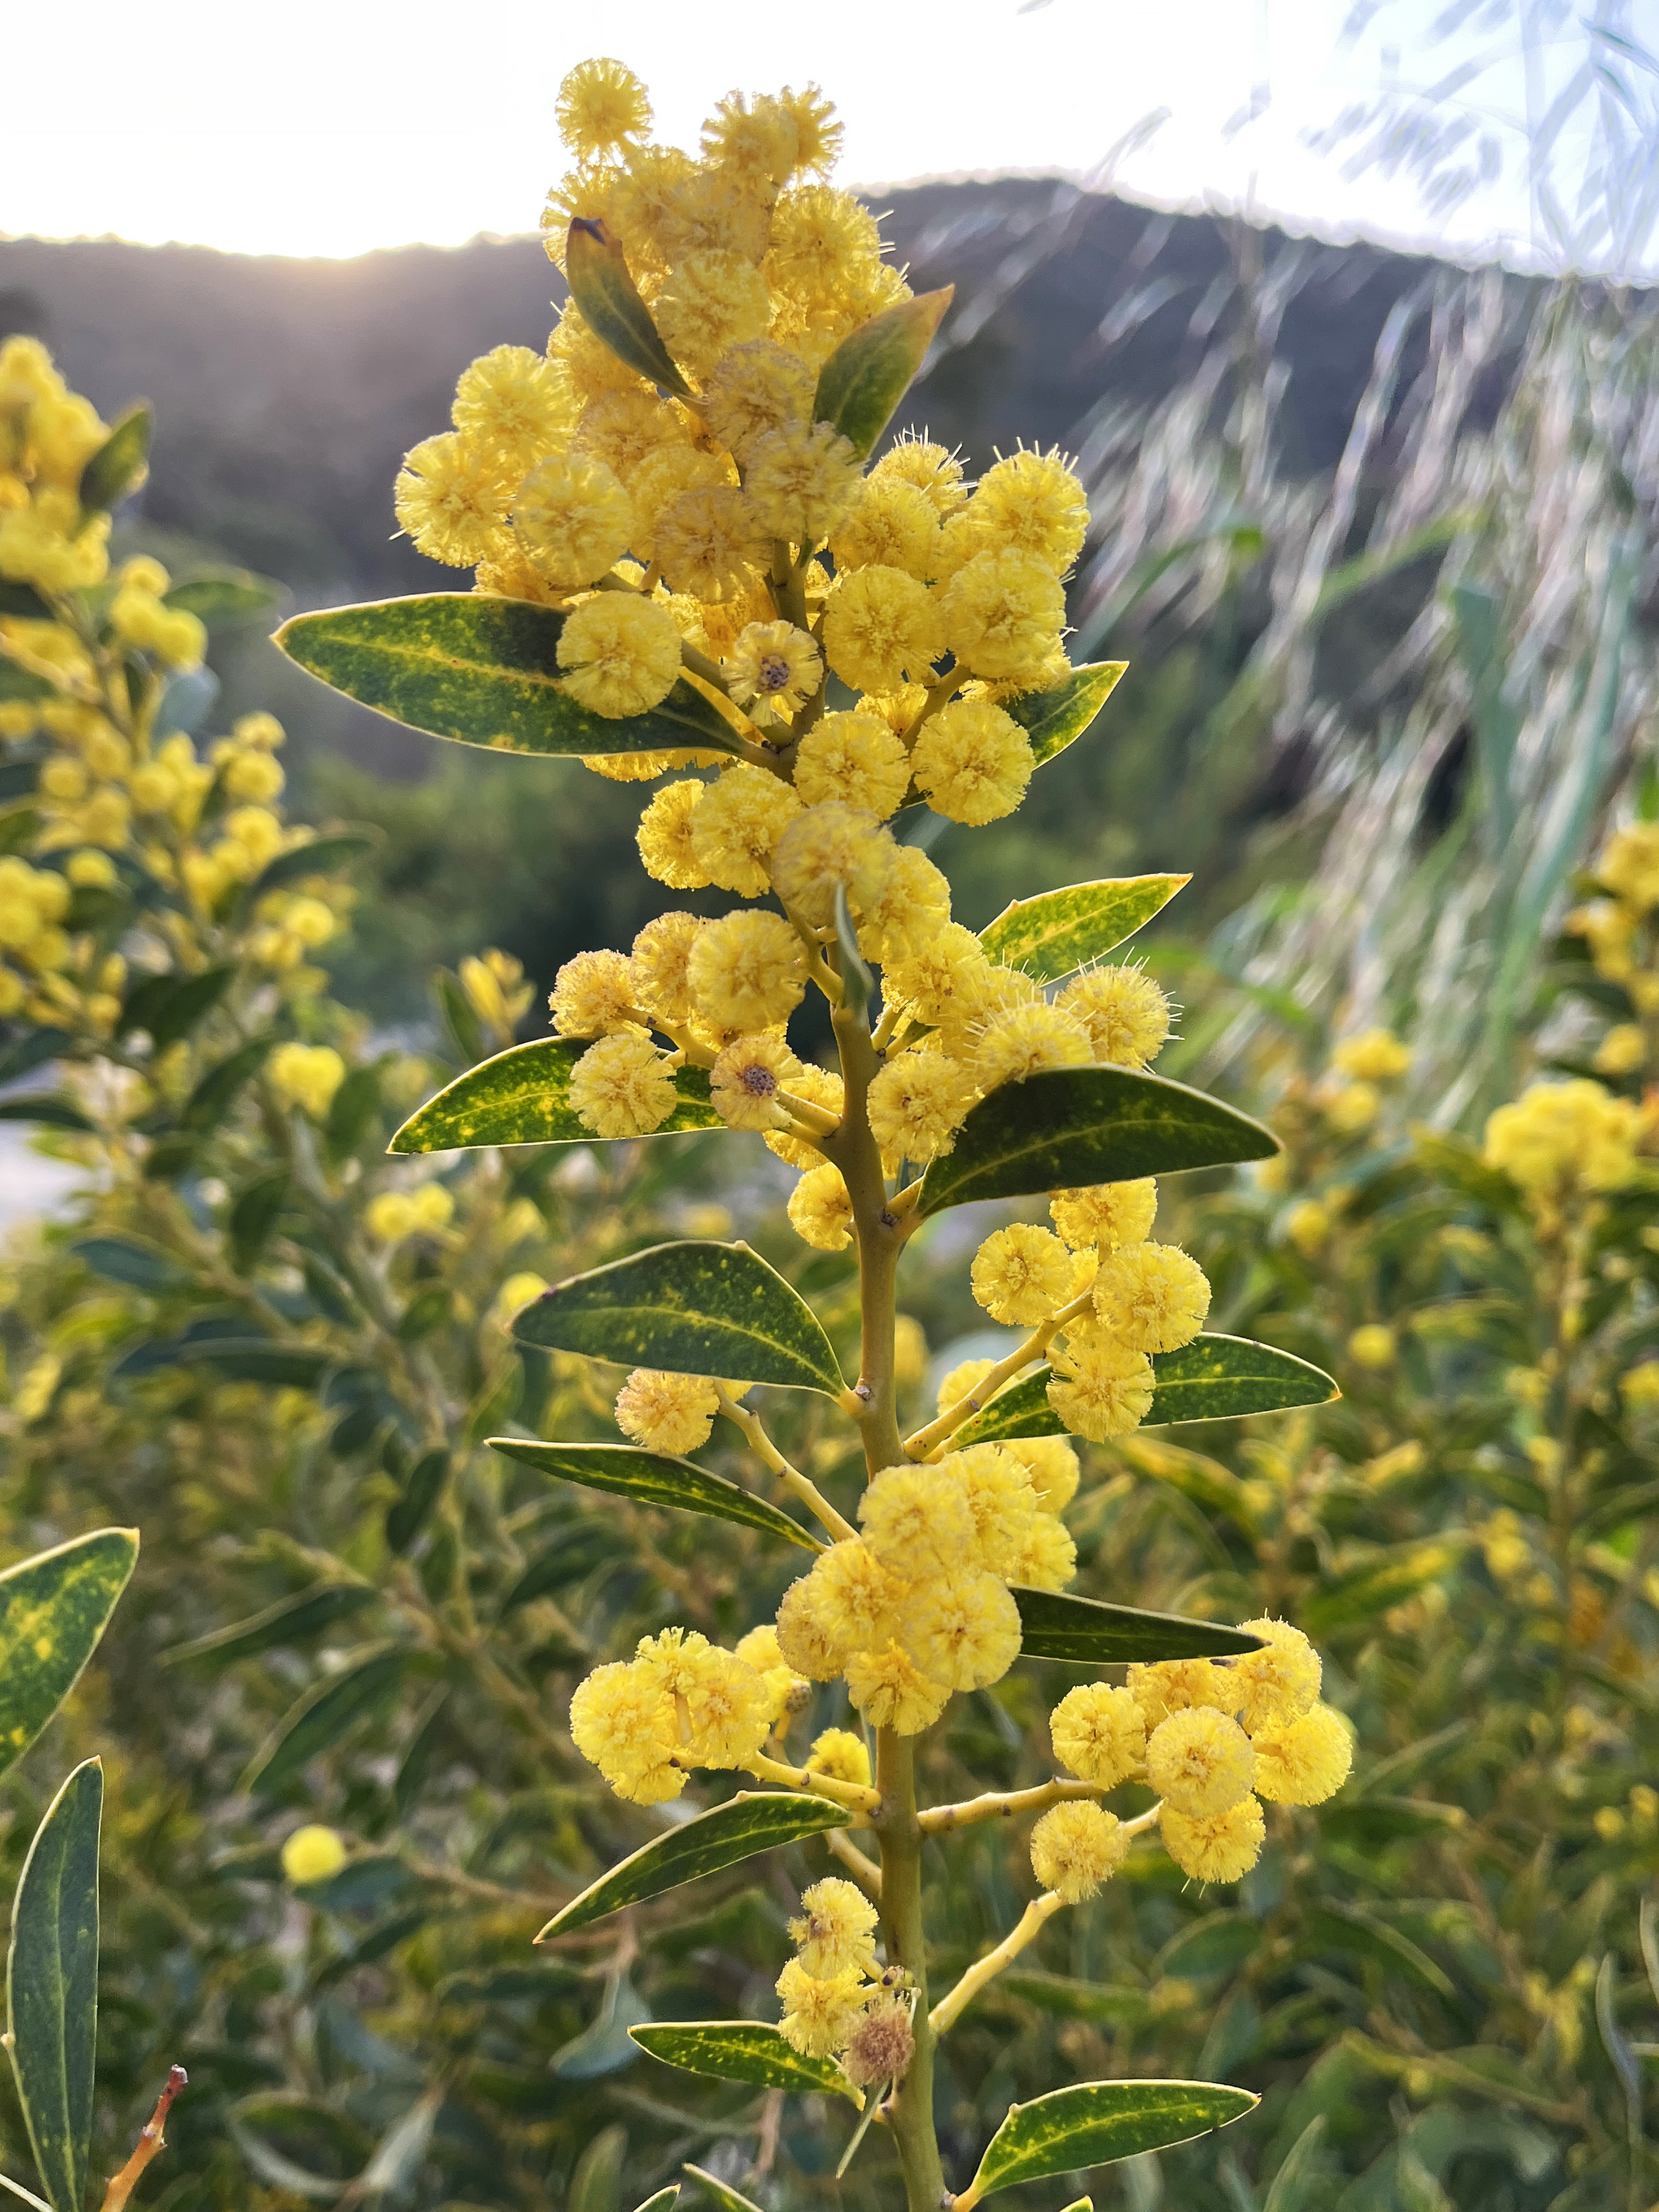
573;388;689;481
789;1878;879;1978
774;1573;849;1680
794;710;911;816
1049;1682;1146;1786
1126;1657;1239;1726
938;548;1065;682
691;764;805;895
844;1641;949;1734
855;843;953;963
768;802;892;927
1597;821;1659;910
1047;1323;1156;1441
1058;966;1171;1066
775;1959;869;2058
1030;1802;1129;1902
832;477;943;579
366;1184;454;1242
655;252;772;377
674;1642;773;1767
724;620;822;720
1251;1704;1353;1805
710;1031;802;1129
883;923;993;1025
614;1369;723;1456
568;1031;678;1135
1091;1242;1211;1353
1159;1796;1264;1884
1230;1618;1322;1733
269;1042;346;1120
745;421;863;544
627;449;736;561
282;1826;348;1888
393;434;516;565
556;57;652;158
972;1001;1094;1088
630;910;702;1023
789;1162;854;1249
570;1662;682;1803
938;1445;1037;1574
1323;1081;1379;1132
654;484;769;599
549;948;639;1036
968;448;1089;574
514;452;633;584
911;699;1034;825
453;344;575;463
806;1727;872;1789
1007;1434;1080;1513
821;565;944;693
557;593;684;718
866;1049;978;1165
900;1568;1022;1690
1483;1079;1646;1202
1595;1023;1647;1076
872;435;968;518
1333;1026;1411;1081
637;779;713;888
1145;1707;1257;1816
687;908;806;1029
971;1223;1082;1325
1012;1514;1078;1590
700;341;816;458
1050;1179;1158;1252
859;1464;977;1577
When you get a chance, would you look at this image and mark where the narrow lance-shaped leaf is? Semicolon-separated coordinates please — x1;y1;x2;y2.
566;217;692;396
79;403;152;513
7;1758;103;2212
917;1066;1278;1217
242;1645;413;1799
1010;661;1127;768
1012;1587;1263;1664
489;1439;824;1551
163;571;282;623
162;1583;377;1668
391;1038;721;1154
952;1336;1338;1445
631;2022;862;2106
538;1793;847;1940
0;1530;138;1780
979;875;1189;981
964;2080;1258;2200
514;1240;846;1396
275;595;737;760
682;2167;766;2212
814;287;953;459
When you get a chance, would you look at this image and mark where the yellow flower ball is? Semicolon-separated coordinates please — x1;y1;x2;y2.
794;710;911;817
806;1726;873;1790
514;452;634;585
1091;1241;1211;1355
938;547;1065;682
789;1878;879;1978
970;1222;1081;1325
281;1826;348;1888
1332;1026;1411;1082
866;1049;978;1166
1146;1707;1257;1816
1049;1682;1146;1786
690;764;805;896
899;1568;1022;1690
568;1031;678;1136
844;1640;950;1735
269;1042;347;1121
1159;1795;1265;1884
821;565;944;693
1231;1618;1322;1734
1050;1179;1158;1252
557;592;685;718
1046;1323;1154;1441
614;1368;723;1455
687;907;806;1031
1347;1323;1396;1369
910;698;1034;825
710;1031;802;1129
637;778;714;889
1250;1703;1353;1805
394;432;516;566
788;1162;854;1250
1029;1801;1129;1902
1058;965;1172;1066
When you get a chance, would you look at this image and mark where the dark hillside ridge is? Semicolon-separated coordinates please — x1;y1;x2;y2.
1;180;1508;607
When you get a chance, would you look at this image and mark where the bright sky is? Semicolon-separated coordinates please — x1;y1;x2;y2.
1;0;1649;271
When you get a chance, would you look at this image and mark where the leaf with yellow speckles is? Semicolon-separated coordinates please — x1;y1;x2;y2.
963;2080;1257;2201
7;1758;102;2212
512;1239;846;1396
979;873;1189;981
274;594;740;759
389;1039;723;1154
0;1530;138;1782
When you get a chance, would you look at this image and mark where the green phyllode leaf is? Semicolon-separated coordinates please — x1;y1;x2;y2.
682;2167;767;2212
565;217;693;397
631;2022;862;2105
965;2079;1258;2200
633;2192;681;2212
952;1336;1339;1445
979;874;1189;982
391;1039;721;1154
241;1645;414;1799
538;1793;848;1939
164;571;282;623
0;1530;138;1781
513;1240;846;1396
814;287;954;459
1012;1588;1263;1664
916;1066;1278;1217
79;404;152;513
1009;661;1128;768
489;1440;823;1552
7;1758;104;2212
274;595;737;760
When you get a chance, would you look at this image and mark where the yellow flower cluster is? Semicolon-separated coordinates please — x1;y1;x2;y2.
1314;1023;1412;1135
1563;817;1659;1081
0;339;118;599
1483;1077;1649;1215
568;1622;802;1803
1039;1617;1350;1892
775;1876;916;2087
770;1440;1078;1733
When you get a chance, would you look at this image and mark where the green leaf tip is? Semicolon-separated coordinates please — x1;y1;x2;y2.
814;286;953;459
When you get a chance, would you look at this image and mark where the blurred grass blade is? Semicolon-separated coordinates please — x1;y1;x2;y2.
0;1530;138;1782
7;1759;102;2212
538;1794;847;1940
242;1646;414;1799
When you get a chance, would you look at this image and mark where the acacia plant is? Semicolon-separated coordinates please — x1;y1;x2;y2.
274;60;1351;2212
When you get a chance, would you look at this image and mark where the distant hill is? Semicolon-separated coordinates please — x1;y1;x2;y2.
1;181;1468;612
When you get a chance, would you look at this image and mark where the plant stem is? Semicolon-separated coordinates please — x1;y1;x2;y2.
875;1731;947;2212
930;1893;1065;2036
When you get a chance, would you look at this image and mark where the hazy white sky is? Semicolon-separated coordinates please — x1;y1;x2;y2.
1;0;1651;268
